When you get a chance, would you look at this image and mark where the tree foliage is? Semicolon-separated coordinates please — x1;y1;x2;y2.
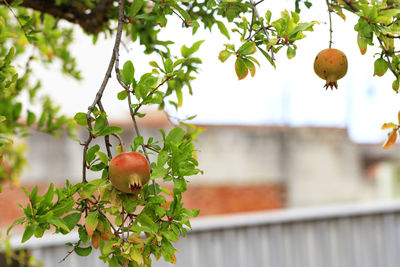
2;0;400;266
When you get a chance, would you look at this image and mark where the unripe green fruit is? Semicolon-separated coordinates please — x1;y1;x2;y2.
314;48;348;89
109;152;150;194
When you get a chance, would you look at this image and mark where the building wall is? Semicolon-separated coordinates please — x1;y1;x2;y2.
20;122;374;208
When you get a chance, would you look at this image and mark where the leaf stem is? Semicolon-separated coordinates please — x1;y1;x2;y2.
326;0;333;48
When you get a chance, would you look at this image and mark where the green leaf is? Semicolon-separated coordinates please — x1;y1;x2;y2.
287;46;296;59
181;40;204;58
216;21;230;39
0;116;6;123
374;58;389;77
86;145;100;163
174;4;191;23
258;46;276;68
117;90;128;100
289;21;317;38
7;216;26;235
218;50;232;63
74;112;89;126
96;151;109;165
183;208;200;217
79;226;90;244
109;256;120;267
164;58;173;73
161;229;179;242
133;135;144;151
27;110;36;126
166;127;185;144
157;150;169;166
90;163;105;172
43;183;54;204
53;198;75;216
48;217;70;232
235;57;248;80
63;213;82;231
265;10;272;24
173;178;187;193
121;60;135;85
161;237;175;262
74;246;92;257
151;166;168;179
238;42;256;56
22;224;35;243
94;114;107;133
130;0;144;17
97;126;123;136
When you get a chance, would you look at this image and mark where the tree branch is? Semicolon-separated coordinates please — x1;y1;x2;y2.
377;37;398;79
341;0;360;12
3;0;114;34
248;0;275;61
81;0;124;183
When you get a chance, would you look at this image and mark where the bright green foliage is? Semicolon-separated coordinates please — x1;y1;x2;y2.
3;0;400;266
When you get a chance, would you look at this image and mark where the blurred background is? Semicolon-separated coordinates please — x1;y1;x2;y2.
3;0;400;266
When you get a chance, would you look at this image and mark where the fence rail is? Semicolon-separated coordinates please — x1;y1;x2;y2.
10;201;400;267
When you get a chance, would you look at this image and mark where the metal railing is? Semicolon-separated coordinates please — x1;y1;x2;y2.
10;201;400;267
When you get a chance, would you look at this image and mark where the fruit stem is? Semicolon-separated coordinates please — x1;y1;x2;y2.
326;0;333;48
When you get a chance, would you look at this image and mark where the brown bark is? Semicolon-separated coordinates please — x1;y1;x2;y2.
3;0;115;34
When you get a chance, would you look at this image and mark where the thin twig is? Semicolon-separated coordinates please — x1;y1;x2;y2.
113;41;159;195
59;248;74;263
377;37;398;79
326;0;333;48
248;0;275;61
172;9;189;27
132;78;171;115
81;134;93;183
111;133;125;151
81;0;125;183
97;100;113;159
3;0;30;40
341;0;360;12
85;0;125;129
246;10;255;41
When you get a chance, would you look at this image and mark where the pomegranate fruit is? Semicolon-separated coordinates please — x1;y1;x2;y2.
313;48;348;89
109;152;150;194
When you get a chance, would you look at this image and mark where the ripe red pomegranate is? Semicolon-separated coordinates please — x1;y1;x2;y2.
109;152;150;194
314;48;348;89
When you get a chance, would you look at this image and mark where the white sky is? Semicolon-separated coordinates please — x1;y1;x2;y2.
24;0;400;144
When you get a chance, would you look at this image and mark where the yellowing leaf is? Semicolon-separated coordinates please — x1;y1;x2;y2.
127;233;144;245
398;111;400;124
393;79;399;93
235;58;248;80
357;34;367;55
130;248;143;265
218;50;231;62
170;254;177;264
85;211;99;237
381;122;398;130
91;231;101;249
243;58;256;77
383;129;397;149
